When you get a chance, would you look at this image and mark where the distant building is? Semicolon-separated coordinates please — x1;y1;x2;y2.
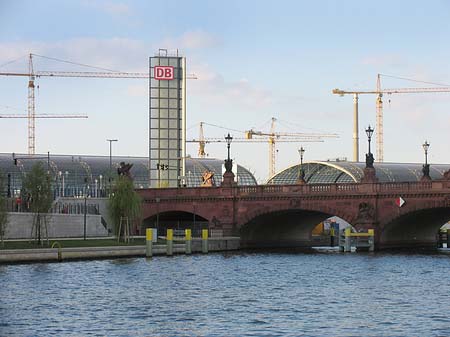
0;154;257;198
267;160;450;184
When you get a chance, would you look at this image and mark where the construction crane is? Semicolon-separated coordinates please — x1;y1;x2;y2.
245;117;339;178
0;53;196;155
188;119;339;178
333;74;450;163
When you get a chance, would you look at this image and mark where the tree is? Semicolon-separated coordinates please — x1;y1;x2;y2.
108;175;141;243
22;162;53;245
0;173;7;247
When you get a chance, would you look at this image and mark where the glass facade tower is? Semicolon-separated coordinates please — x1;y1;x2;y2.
149;52;186;188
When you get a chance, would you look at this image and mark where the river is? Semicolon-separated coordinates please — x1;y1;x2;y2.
1;249;450;336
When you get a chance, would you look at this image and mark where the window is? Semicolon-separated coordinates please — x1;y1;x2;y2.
160;99;168;108
169;58;178;67
151;119;159;128
150;58;159;67
159;89;168;98
169;99;178;109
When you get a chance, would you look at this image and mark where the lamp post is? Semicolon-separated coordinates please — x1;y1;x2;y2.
58;171;62;197
422;140;430;180
423;140;430;165
225;133;233;173
298;146;305;183
365;125;374;168
84;185;90;240
106;139;118;192
64;171;68;197
107;139;118;173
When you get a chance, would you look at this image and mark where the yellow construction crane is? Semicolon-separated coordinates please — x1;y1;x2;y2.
0;53;196;155
333;74;450;163
188;119;339;179
245;117;339;178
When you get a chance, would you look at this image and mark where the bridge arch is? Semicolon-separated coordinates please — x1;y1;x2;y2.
379;206;450;249
239;203;353;248
239;203;352;228
142;210;209;237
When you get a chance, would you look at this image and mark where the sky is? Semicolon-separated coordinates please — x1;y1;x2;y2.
0;0;449;182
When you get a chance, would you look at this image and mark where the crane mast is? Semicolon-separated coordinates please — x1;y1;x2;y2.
376;74;383;162
28;54;35;155
269;117;277;178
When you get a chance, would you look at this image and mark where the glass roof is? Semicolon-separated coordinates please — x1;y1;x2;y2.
0;153;257;197
267;160;450;185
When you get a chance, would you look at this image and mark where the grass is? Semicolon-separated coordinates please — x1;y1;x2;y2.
0;237;173;250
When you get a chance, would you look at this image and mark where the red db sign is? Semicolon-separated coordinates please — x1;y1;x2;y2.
154;66;174;80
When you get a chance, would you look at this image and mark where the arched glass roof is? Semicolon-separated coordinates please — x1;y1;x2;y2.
0;153;257;197
267;160;450;185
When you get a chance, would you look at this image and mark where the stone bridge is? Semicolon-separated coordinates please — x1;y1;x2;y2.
137;179;450;250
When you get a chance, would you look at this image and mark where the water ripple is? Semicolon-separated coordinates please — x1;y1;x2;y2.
1;251;450;336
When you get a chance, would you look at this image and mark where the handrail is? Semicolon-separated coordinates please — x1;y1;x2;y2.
51;241;63;262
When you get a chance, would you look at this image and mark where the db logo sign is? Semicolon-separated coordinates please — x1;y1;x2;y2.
154;66;174;80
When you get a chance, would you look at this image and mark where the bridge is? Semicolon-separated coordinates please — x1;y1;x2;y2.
138;169;450;250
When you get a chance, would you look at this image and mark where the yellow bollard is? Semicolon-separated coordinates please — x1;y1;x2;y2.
330;227;335;247
202;229;208;253
166;229;173;256
146;228;153;257
368;229;375;252
185;229;192;254
344;227;351;252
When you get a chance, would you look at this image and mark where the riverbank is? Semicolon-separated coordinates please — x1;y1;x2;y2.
0;237;241;264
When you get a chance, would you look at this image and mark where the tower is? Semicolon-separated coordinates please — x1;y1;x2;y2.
149;50;186;188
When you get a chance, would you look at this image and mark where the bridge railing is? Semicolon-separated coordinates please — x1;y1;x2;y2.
138;180;448;201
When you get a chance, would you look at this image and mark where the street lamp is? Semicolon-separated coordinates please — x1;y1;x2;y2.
226;133;232;161
422;140;430;165
106;139;118;173
224;133;233;173
365;125;374;154
298;146;305;183
365;125;374;168
58;171;62;197
422;140;430;180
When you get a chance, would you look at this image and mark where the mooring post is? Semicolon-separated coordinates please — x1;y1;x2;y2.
146;228;153;257
202;229;208;253
167;229;173;256
447;229;450;249
330;227;335;247
339;229;345;252
185;229;192;254
368;229;374;252
344;227;351;252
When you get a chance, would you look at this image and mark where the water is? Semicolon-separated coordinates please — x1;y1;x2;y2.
1;250;450;336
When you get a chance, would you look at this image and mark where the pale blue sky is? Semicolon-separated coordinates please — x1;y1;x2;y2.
1;0;449;181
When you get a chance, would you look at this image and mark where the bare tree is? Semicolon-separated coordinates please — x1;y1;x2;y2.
22;162;53;246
